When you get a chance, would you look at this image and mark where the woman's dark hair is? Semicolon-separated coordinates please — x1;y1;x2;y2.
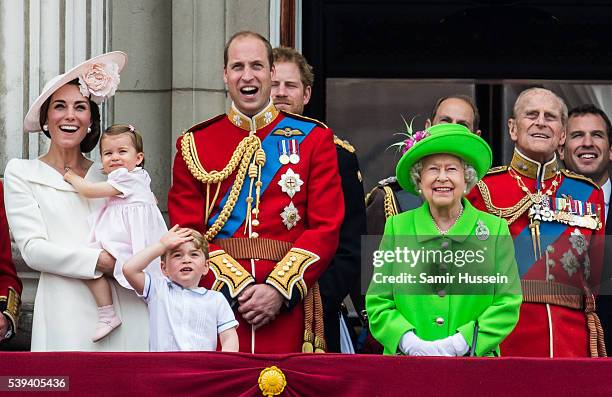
38;78;101;153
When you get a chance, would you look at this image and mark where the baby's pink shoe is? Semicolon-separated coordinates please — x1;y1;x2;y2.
92;305;122;342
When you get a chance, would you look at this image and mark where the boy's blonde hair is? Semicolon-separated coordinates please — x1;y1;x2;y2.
161;228;209;261
187;229;209;259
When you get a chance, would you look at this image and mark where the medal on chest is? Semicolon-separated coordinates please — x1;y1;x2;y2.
278;168;304;229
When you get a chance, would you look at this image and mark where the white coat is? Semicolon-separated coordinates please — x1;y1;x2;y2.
4;159;148;351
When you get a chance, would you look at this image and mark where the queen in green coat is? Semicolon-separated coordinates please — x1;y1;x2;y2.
366;123;521;357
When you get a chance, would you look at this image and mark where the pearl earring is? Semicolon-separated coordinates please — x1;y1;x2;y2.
417;189;422;195
42;124;48;131
87;127;92;133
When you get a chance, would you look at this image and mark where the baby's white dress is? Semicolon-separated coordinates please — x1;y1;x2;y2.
89;167;167;289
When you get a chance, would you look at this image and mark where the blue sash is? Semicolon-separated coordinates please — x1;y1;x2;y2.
514;176;594;276
208;117;317;238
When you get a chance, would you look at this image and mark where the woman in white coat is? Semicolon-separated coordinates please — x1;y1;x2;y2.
4;52;148;351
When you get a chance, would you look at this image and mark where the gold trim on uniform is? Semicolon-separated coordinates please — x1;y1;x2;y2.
487;165;508;175
333;135;355;153
561;169;600;190
0;287;21;333
476;180;533;225
180;131;264;241
279;110;328;129
266;248;320;300
227;100;279;132
208;250;254;298
511;149;559;181
365;179;399;218
382;186;400;218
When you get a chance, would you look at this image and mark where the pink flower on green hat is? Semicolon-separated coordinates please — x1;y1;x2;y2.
401;130;429;154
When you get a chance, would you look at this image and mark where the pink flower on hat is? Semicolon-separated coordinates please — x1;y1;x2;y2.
401;130;429;154
78;62;120;104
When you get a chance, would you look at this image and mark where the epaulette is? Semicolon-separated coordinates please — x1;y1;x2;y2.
561;169;600;189
279;110;328;129
486;165;508;175
184;114;225;134
333;135;355;153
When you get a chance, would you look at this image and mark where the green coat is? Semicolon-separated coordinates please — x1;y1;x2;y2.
366;199;521;356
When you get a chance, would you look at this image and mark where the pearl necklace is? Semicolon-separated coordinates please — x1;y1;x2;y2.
432;205;464;235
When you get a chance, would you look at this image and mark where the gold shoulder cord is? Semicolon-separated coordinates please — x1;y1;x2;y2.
476;180;532;225
382;186;399;218
181;132;265;241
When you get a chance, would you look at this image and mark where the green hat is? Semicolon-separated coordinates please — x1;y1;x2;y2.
395;123;492;195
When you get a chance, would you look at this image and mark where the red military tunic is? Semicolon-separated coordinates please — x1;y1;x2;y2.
168;101;344;353
467;149;605;357
0;181;22;337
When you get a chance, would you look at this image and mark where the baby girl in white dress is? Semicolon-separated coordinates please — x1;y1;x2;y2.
64;124;167;341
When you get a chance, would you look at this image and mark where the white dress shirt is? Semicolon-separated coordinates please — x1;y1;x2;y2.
141;272;238;352
602;178;610;220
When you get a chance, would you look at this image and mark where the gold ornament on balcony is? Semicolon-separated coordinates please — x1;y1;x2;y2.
258;366;287;396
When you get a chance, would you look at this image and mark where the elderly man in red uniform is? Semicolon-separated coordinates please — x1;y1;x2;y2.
0;182;22;343
168;31;343;353
467;87;606;357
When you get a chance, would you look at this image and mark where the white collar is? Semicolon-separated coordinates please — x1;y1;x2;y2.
602;178;611;219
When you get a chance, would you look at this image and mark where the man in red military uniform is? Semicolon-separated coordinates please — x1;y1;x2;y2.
467;87;606;357
0;182;22;343
168;31;343;353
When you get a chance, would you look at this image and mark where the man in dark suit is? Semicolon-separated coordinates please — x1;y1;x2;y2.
271;47;366;352
560;104;612;348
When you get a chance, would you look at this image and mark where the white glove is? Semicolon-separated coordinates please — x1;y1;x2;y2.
435;333;469;356
399;331;445;356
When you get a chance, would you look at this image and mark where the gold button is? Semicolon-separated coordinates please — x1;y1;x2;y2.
283;265;290;271
252;208;259;215
252;219;260;227
290;256;297;261
230;267;237;273
251;232;259;238
278;270;285;276
226;262;233;268
236;271;243;276
286;261;293;267
222;258;229;264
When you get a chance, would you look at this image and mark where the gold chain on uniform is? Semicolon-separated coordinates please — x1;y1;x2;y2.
181;131;265;241
382;186;399;218
476;168;561;225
